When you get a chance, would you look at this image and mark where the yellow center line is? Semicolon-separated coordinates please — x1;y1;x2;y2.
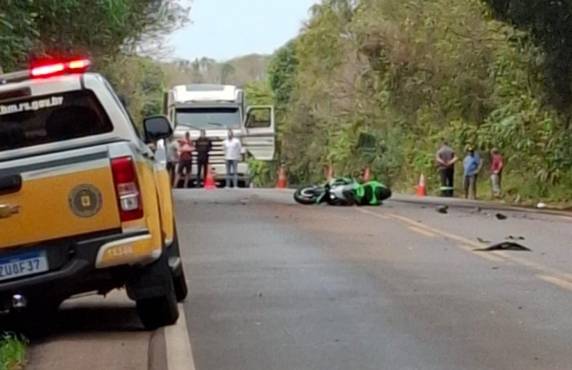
388;211;572;283
358;208;505;263
460;245;506;263
357;208;393;221
388;213;486;249
408;226;437;238
495;251;572;281
537;274;572;292
358;208;572;291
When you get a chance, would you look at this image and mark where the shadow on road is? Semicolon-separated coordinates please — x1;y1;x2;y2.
0;299;144;342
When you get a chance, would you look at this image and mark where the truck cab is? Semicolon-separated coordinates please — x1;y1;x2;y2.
165;84;275;186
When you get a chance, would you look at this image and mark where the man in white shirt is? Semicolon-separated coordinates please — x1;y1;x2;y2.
223;129;242;188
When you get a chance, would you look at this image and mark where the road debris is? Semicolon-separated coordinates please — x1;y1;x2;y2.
477;237;491;244
495;213;508;220
506;235;525;241
436;205;449;214
474;242;531;252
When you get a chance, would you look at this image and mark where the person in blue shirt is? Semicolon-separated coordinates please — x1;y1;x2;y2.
463;146;482;199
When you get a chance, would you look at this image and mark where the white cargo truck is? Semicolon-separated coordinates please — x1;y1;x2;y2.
164;84;275;187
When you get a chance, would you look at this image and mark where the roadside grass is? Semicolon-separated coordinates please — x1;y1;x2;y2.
397;174;572;210
0;333;27;370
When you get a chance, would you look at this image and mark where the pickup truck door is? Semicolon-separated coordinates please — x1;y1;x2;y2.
151;139;175;245
242;106;275;161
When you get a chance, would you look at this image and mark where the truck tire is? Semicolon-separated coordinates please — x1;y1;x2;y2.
136;289;179;330
169;225;188;302
173;267;188;302
130;245;180;330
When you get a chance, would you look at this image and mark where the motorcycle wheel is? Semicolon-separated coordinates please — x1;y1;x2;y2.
294;187;322;205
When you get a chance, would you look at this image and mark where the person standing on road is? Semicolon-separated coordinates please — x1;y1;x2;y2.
490;148;504;197
223;129;242;188
176;132;194;188
195;129;213;187
463;146;482;200
436;140;458;197
167;139;179;186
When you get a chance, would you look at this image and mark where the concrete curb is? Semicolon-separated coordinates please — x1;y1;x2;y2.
148;328;168;370
196;187;572;218
390;194;572;218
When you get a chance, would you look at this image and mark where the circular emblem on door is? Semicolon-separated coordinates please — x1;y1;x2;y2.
69;184;102;218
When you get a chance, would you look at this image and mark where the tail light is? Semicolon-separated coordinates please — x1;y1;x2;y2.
111;156;143;222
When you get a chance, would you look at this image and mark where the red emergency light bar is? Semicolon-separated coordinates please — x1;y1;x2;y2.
30;58;91;78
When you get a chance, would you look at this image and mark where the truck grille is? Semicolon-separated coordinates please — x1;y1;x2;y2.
192;138;226;164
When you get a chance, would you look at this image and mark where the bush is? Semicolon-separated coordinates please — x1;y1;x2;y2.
267;0;572;202
0;333;27;370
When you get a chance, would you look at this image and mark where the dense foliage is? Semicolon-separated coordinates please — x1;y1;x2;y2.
162;54;271;88
485;0;572;112
0;0;189;125
267;0;572;202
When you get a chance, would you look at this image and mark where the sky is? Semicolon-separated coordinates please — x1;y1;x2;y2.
169;0;318;61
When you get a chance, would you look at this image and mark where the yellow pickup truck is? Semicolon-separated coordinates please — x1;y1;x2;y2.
0;58;187;329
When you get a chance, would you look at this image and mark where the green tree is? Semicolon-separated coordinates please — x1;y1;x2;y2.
0;1;37;71
484;0;572;111
269;0;572;202
220;62;236;84
268;41;299;108
0;0;189;131
0;1;188;70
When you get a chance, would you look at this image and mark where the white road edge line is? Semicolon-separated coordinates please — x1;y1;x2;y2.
165;304;196;370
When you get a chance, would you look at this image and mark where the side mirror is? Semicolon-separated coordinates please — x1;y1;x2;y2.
143;115;173;143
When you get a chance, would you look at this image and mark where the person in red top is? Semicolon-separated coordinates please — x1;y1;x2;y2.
490;148;504;197
176;132;194;188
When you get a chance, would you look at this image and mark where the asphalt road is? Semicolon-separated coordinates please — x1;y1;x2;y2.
20;189;572;370
177;189;572;370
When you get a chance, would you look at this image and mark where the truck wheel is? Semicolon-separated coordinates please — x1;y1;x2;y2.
169;226;188;302
173;267;188;302
136;289;179;330
131;247;180;330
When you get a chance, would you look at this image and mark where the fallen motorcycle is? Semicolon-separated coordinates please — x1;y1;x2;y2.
294;177;392;206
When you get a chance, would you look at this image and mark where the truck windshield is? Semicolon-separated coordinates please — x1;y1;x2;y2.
176;108;241;129
0;90;113;152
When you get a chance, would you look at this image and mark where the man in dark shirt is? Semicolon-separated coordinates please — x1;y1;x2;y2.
436;140;458;197
195;129;213;187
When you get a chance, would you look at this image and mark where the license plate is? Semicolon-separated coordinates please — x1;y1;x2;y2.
0;251;48;282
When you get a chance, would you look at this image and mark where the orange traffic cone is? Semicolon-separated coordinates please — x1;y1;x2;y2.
276;165;287;189
204;167;216;190
363;167;371;182
416;174;427;197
